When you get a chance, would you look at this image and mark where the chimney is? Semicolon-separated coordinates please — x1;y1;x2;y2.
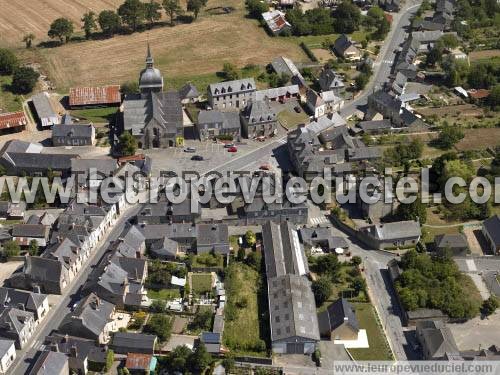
33;285;41;294
17;303;25;311
63;334;69;343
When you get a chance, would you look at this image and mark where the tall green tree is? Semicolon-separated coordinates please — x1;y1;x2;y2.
145;1;162;27
99;10;122;36
11;67;39;94
81;11;97;39
396;200;427;224
189;342;212;373
437;125;464;149
28;239;39;256
312;277;332;305
163;0;183;25
22;33;36;49
333;1;361;34
3;240;20;258
48;18;74;43
118;131;138;156
0;48;19;75
118;0;146;31
222;62;239;81
187;0;208;19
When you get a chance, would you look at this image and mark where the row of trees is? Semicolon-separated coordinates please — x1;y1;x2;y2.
0;49;39;94
45;0;208;46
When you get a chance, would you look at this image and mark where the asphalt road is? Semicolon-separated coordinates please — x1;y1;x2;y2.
11;204;143;375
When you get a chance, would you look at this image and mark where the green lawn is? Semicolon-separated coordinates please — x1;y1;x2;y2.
70;107;118;124
147;288;181;300
191;253;224;269
191;273;213;294
166;72;221;93
223;262;268;357
277;108;309;130
349;303;394;361
0;75;24;113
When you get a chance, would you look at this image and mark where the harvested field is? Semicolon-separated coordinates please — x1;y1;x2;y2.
311;48;333;62
456;128;500;151
415;104;483;118
0;0;122;46
2;0;307;91
469;49;500;61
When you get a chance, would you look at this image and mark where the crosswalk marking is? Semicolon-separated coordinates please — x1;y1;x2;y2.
276;139;287;145
309;216;330;225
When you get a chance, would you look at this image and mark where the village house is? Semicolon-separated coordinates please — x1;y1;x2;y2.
0;287;49;323
332;35;362;61
196;223;230;255
178;83;201;104
58;293;117;344
11;224;50;248
0;339;16;374
240;100;278;138
359;220;421;250
196;110;241;141
262;10;291;36
482;215;500;255
121;45;184;149
416;320;459;360
255;85;300;102
110;332;157;355
318;298;360;340
305;90;326;119
29;350;69;375
0;307;35;349
0;201;27;221
434;234;469;257
207;78;256;111
319;69;345;95
52;115;95;146
271;56;306;87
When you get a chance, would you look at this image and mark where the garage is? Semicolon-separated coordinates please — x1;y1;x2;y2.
286;342;304;354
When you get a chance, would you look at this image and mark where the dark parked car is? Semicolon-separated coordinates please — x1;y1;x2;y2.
294;106;302;113
191;155;204;161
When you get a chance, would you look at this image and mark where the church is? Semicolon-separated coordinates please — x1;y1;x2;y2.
120;45;184;149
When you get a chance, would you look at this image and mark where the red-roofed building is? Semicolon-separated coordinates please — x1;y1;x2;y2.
69;85;121;107
125;353;156;374
468;89;490;100
0;111;27;134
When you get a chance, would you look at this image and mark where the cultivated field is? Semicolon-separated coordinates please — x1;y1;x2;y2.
1;0;307;91
455;128;500;151
469;49;500;62
0;0;122;46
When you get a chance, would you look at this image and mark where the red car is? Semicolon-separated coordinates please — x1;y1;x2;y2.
227;146;237;153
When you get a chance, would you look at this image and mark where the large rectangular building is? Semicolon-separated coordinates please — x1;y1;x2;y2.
207;78;256;111
69;85;121;107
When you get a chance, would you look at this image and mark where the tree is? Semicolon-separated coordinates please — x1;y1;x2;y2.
11;67;39;94
221;354;235;373
365;6;385;28
81;11;97;39
118;131;138;156
333;1;361;34
3;240;20;258
245;230;256;247
351;276;366;296
247;0;269;19
187;0;207;19
351;256;362;267
105;350;114;372
315;253;340;279
439;34;459;49
237;247;245;261
150;300;166;312
396;200;427;224
145;1;162;27
28;239;39;256
118;0;146;31
143;314;172;341
163;0;183;25
191;308;212;330
373;17;390;40
188;342;212;373
488;84;500;109
312;277;332;305
222;62;239;81
481;297;499;316
22;34;36;49
99;10;122;36
121;81;139;94
355;73;369;90
426;47;442;67
437;125;464;149
0;48;19;75
48;18;74;43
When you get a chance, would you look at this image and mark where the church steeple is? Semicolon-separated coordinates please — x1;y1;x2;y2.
146;43;154;68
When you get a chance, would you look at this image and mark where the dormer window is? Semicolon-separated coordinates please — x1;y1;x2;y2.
247;83;252;89
221;88;226;94
214;88;219;95
241;84;246;90
228;87;232;92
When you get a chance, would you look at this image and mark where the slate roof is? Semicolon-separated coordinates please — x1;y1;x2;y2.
201;332;221;344
333;34;357;56
271;57;302;79
59;293;115;338
0;339;14;357
262;221;308;278
241;100;277;123
45;334;105;364
362;220;421;240
198;110;242;130
196;223;229;248
0;307;34;335
299;227;333;246
29;350;68;375
111;332;157;350
434;234;468;249
43;238;80;267
31;92;57;120
318;298;359;335
255;85;299;101
307;113;346;135
71;158;118;178
12;224;49;238
110;255;147;281
306;90;325;108
24;256;64;284
0;287;47;314
52;124;94;138
319;69;345;91
483;215;500;247
137;223;197;241
208;78;255;97
178;83;200;100
268;274;320;342
417;320;459;358
357;119;392;132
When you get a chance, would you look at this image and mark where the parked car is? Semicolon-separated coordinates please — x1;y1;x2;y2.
191;155;204;161
161;171;177;178
259;164;271;170
227;146;237;153
184;147;196;153
256;136;266;142
294;106;302;113
223;143;235;148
